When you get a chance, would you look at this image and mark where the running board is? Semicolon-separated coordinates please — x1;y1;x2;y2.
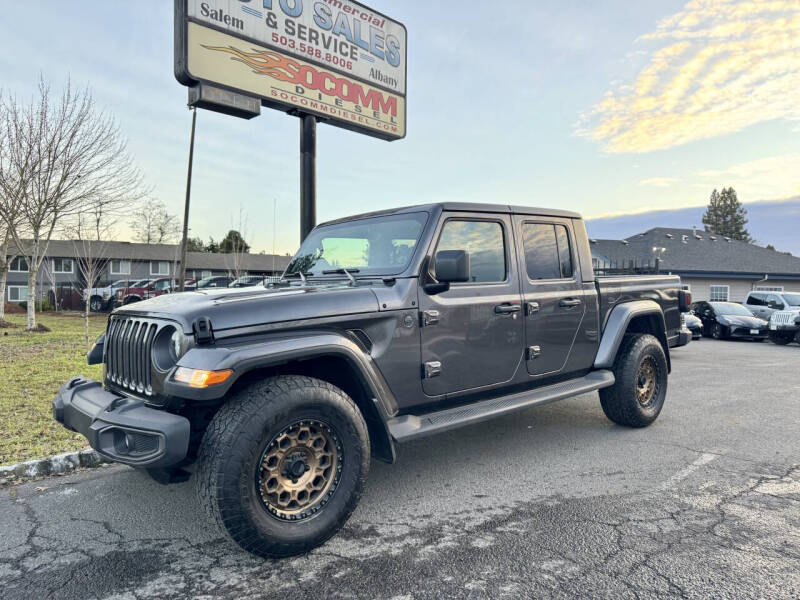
387;370;615;443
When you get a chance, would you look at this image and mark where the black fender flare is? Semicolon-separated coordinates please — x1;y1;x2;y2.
594;300;671;371
165;332;399;461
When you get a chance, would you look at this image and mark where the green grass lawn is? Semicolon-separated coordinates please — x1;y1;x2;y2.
0;312;108;465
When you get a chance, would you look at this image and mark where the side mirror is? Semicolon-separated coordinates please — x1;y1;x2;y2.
434;250;470;283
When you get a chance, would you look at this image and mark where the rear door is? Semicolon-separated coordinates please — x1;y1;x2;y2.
514;217;586;377
418;213;524;397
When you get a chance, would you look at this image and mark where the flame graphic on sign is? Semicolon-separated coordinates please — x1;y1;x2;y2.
202;45;299;82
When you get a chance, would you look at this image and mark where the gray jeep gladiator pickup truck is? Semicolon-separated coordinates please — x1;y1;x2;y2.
53;202;690;557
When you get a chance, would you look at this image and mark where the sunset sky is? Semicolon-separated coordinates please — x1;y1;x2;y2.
1;0;798;254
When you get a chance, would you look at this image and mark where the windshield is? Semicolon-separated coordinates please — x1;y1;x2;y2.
285;212;428;277
782;293;800;306
711;302;753;316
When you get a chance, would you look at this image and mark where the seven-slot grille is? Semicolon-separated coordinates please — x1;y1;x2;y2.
771;310;800;328
105;316;160;395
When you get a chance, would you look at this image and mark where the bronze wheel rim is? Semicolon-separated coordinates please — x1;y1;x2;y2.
636;356;658;407
257;420;342;521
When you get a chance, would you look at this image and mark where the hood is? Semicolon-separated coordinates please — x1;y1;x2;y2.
113;282;381;332
717;315;767;328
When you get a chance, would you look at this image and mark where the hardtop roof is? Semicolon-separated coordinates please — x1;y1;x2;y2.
318;202;582;227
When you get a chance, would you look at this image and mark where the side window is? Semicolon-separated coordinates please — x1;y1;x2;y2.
436;220;506;283
747;293;765;307
522;223;574;280
767;294;784;309
555;225;574;279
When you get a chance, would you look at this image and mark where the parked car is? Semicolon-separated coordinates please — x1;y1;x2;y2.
691;301;768;340
196;276;234;289
84;279;134;312
684;312;702;340
119;278;176;305
111;279;153;306
743;291;800;321
54;202;690;558
768;308;800;345
229;275;266;288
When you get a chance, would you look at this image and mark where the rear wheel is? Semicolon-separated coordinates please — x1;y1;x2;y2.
769;331;794;345
195;375;370;558
600;334;668;428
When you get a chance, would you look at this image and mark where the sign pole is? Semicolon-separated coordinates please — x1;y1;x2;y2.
179;107;197;292
300;113;316;242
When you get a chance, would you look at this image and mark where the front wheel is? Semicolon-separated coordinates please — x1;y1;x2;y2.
769;331;794;346
195;375;370;558
599;334;668;428
711;323;727;339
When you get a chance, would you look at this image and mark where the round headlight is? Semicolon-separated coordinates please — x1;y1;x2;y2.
153;326;184;371
170;329;182;362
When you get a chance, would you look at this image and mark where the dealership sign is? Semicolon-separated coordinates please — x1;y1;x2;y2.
175;0;407;140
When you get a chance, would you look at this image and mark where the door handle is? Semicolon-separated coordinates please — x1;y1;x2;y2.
559;298;582;308
495;304;521;315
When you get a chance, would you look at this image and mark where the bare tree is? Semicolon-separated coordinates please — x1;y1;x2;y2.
0;79;145;330
223;207;250;281
69;197;120;350
0;219;16;322
0;93;26;322
130;198;181;244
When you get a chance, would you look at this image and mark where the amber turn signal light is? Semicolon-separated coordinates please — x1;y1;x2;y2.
173;367;233;388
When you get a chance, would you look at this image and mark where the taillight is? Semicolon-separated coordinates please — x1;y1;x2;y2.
678;290;691;312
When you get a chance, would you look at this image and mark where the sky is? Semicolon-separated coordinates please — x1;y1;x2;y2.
1;0;798;255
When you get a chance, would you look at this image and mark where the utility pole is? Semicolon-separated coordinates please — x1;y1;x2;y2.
179;107;197;292
299;114;316;243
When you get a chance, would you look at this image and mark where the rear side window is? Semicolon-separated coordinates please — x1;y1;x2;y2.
747;293;766;306
522;223;574;280
436;220;506;283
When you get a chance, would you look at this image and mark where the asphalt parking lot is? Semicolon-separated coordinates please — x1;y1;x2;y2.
2;338;799;599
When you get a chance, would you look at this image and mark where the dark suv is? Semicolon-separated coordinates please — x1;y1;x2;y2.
54;203;689;558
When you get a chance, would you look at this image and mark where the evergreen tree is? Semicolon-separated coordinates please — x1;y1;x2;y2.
219;230;250;254
186;236;206;252
702;187;752;242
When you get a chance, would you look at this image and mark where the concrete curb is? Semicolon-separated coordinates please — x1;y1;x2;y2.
0;448;110;482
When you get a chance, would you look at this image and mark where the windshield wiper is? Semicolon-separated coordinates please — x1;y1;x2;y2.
322;268;360;286
282;271;311;284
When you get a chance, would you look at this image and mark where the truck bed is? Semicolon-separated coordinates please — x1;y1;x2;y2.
595;274;683;336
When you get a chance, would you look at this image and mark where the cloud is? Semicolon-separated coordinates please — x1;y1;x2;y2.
695;153;800;200
638;176;678;187
577;0;800;153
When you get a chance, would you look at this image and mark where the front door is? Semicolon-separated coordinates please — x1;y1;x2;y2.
419;214;524;397
514;218;586;377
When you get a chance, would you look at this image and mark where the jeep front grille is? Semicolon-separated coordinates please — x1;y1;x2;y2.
105;316;160;395
771;311;799;327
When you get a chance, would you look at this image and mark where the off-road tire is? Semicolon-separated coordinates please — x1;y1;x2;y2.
599;333;668;428
769;331;794;346
89;296;104;312
195;375;370;558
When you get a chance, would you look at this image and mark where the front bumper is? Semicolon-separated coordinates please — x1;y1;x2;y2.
728;326;768;339
53;377;190;468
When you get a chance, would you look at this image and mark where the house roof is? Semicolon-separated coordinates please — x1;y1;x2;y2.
7;239;291;272
590;227;800;277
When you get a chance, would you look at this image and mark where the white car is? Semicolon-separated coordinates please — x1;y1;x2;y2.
84;279;136;312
